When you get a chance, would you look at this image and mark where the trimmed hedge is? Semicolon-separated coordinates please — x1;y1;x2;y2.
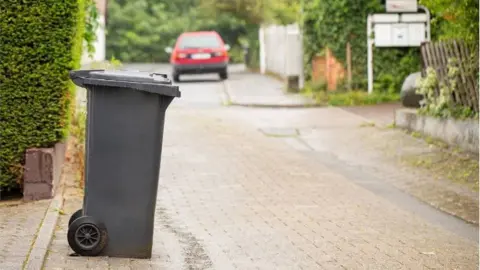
0;0;86;190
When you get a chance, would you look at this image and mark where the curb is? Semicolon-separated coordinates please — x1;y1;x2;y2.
336;107;396;128
221;80;321;109
23;172;66;270
219;80;232;106
337;107;379;123
228;102;322;109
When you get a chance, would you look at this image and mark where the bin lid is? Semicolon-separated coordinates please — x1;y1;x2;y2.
70;69;181;97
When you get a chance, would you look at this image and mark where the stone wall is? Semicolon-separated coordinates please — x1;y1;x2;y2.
395;108;479;153
23;142;66;201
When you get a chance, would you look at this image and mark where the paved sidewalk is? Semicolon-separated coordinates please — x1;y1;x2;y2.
0;199;50;269
44;105;478;269
225;106;479;228
224;73;315;107
340;103;403;126
220;71;478;226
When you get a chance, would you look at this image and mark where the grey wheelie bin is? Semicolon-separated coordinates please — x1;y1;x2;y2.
67;70;181;258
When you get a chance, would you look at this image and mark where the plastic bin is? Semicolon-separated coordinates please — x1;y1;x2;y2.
67;70;181;258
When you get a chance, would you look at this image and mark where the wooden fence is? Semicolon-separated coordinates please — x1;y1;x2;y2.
311;48;346;91
420;40;479;112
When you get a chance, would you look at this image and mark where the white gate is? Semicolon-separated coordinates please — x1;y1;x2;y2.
259;23;304;89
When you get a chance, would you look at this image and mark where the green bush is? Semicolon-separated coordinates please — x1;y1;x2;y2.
315;91;400;106
302;0;421;92
302;81;399;106
0;0;87;190
245;24;260;69
229;45;245;64
420;0;479;47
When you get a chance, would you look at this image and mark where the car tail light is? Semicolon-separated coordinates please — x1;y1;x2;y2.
176;53;187;59
213;51;226;57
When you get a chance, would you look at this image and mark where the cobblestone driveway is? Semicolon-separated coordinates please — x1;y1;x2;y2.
43;67;478;269
0;200;50;270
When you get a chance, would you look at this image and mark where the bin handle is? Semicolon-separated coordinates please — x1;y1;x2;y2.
149;73;168;79
70;69;105;87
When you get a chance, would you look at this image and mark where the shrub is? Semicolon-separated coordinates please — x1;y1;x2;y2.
303;88;400;106
417;61;479;119
323;91;400;106
0;0;87;190
245;24;260;69
302;0;421;92
228;45;246;64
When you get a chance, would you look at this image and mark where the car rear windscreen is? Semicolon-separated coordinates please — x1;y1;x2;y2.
178;35;221;49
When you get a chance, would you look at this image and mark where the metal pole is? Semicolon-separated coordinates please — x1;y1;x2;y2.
259;26;266;74
346;41;352;91
299;0;305;90
418;5;431;42
367;14;374;94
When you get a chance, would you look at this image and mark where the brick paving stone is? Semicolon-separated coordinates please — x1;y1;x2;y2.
225;73;314;106
44;70;478;269
0;199;50;269
225;106;479;226
154;107;477;269
340;103;403;126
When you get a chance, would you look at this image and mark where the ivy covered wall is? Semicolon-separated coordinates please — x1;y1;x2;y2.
302;0;421;92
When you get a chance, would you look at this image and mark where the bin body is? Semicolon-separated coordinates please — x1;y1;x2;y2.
71;70;180;258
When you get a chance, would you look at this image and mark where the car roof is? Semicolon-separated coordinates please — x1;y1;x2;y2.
180;31;219;36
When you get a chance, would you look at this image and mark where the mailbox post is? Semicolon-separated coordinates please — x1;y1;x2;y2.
366;2;431;93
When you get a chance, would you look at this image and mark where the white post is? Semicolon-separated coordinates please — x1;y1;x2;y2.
418;5;431;42
367;14;374;94
259;26;266;74
285;26;289;77
299;28;305;90
95;14;106;62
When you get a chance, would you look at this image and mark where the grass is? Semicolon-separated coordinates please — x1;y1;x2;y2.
400;130;478;191
359;121;376;127
301;80;400;106
385;122;396;129
222;100;232;106
315;91;400;106
403;150;479;191
408;131;449;149
70;108;86;188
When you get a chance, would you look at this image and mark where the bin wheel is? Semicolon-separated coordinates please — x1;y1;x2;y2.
173;73;180;82
68;216;108;256
68;209;83;227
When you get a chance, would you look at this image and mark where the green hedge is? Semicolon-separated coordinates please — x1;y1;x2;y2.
0;0;86;190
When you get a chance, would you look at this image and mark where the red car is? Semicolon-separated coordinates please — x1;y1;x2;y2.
165;31;230;82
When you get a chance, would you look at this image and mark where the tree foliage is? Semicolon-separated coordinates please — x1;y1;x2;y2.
195;0;299;69
107;0;254;63
420;0;479;47
106;0;299;63
199;0;299;25
84;0;100;57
